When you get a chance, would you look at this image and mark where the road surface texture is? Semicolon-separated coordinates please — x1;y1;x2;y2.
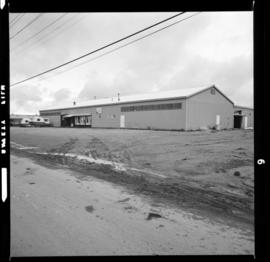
10;127;254;255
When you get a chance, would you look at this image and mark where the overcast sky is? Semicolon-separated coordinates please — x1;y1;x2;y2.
10;12;253;114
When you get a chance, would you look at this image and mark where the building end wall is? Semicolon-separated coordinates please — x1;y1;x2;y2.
186;87;234;130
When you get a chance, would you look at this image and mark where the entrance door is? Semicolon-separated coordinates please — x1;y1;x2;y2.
86;115;92;127
215;115;220;130
243;116;248;129
120;115;125;128
61;115;69;127
234;115;243;128
61;116;74;127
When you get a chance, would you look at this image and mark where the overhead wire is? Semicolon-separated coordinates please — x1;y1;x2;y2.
11;13;68;52
9;13;21;25
11;13;83;55
39;12;201;83
11;12;185;87
10;13;44;40
10;14;26;31
29;13;86;47
47;13;201;81
43;14;87;41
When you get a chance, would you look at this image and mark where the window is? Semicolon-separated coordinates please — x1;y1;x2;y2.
121;102;182;112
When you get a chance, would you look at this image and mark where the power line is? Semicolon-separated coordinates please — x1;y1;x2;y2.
10;14;21;24
11;13;83;56
10;14;25;30
39;13;201;83
11;12;185;87
11;13;68;52
24;14;84;49
10;13;44;40
34;14;87;46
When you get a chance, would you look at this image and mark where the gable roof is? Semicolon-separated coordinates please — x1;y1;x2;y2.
40;85;233;112
188;85;234;105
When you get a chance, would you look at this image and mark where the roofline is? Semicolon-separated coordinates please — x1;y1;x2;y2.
10;115;37;119
40;85;235;113
39;96;188;113
234;105;254;110
187;85;235;105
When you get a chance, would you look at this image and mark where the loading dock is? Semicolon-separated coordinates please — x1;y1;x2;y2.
61;114;92;127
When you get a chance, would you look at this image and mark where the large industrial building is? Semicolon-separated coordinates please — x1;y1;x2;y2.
39;85;250;131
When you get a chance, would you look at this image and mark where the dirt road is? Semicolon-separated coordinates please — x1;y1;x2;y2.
11;155;254;256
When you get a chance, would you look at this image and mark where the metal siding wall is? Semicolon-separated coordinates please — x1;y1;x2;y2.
92;105;121;128
40;114;61;127
186;89;234;130
40;99;186;129
121;99;186;130
244;109;253;128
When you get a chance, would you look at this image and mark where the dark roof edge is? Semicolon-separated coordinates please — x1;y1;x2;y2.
234;105;254;110
186;85;235;105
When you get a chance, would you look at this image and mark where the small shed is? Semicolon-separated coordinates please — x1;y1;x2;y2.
233;105;253;129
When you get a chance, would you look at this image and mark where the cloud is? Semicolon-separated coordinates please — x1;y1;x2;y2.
11;84;42;105
10;12;253;112
161;54;253;105
52;88;71;102
78;51;253;107
78;78;113;101
10;84;43;114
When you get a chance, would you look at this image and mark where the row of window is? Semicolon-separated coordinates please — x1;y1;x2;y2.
42;102;182;116
121;103;182;112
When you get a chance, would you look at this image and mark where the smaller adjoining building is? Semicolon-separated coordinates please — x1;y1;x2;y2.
233;105;254;129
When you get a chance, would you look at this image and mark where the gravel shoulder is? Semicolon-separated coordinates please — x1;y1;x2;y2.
11;155;254;256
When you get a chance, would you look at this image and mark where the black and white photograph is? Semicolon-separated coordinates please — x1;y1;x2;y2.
8;10;255;256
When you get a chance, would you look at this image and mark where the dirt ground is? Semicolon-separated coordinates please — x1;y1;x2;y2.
11;127;254;224
11;155;254;256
